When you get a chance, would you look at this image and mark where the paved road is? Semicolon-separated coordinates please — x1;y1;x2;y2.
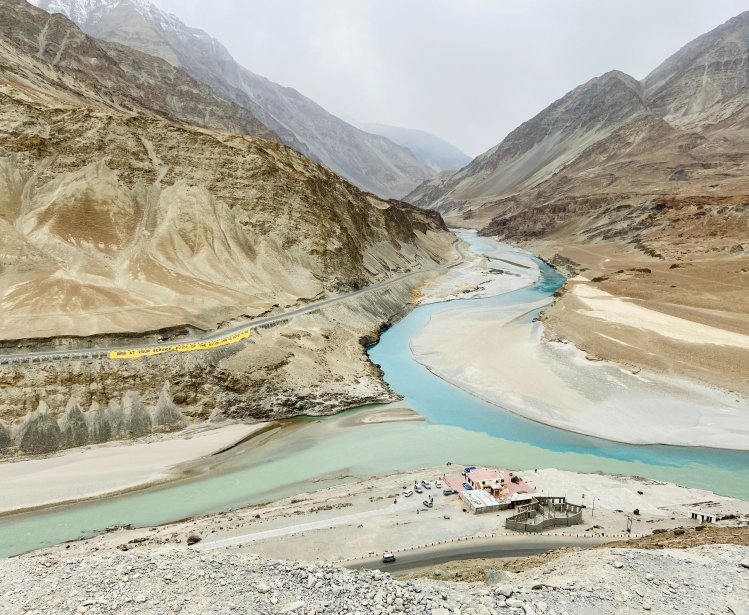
346;535;608;574
0;241;465;365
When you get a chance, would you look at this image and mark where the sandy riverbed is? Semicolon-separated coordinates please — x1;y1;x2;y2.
0;423;267;513
417;232;540;304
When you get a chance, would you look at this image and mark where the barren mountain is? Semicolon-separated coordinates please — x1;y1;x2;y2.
0;0;456;454
1;0;452;341
408;12;749;245
407;70;651;223
0;1;278;143
29;0;435;199
408;12;749;395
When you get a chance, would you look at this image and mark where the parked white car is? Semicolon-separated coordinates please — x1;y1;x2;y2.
403;489;413;497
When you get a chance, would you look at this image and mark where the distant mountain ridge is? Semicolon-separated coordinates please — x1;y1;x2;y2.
406;10;749;256
29;0;435;199
357;123;472;172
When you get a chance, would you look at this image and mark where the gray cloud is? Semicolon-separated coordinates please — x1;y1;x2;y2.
152;0;748;156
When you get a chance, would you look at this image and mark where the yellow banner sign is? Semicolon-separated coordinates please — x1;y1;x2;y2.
108;329;252;360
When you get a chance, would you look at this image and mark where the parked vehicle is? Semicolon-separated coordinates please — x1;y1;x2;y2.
465;466;476;473
462;482;472;490
403;489;413;497
421;480;432;489
414;485;423;494
423;500;433;508
382;552;396;563
443;488;457;496
435;481;443;488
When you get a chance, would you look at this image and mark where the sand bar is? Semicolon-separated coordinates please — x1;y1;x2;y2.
0;423;267;514
573;283;749;349
417;232;540;304
411;296;749;449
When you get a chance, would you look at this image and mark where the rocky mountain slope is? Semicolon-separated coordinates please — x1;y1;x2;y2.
29;0;436;199
0;0;455;454
1;0;452;341
406;12;749;244
358;122;472;172
1;1;276;142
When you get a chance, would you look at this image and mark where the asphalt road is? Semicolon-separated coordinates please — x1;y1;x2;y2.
0;241;465;365
346;535;607;574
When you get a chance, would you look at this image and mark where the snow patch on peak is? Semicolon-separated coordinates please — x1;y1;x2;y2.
126;0;186;33
28;0;185;33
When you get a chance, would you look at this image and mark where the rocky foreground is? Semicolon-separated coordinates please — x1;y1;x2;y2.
2;542;747;615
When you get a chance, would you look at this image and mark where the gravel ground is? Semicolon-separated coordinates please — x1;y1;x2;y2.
1;541;746;614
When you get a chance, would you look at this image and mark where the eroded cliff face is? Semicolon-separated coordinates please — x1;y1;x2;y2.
0;271;436;456
2;387;185;455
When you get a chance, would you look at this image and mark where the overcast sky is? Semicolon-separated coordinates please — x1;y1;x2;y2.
152;0;747;156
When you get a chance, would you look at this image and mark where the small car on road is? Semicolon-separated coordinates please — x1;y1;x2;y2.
382;552;396;563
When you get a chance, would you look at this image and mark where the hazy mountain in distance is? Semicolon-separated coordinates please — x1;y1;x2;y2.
358;123;472;172
406;10;749;253
406;70;651;222
29;0;435;199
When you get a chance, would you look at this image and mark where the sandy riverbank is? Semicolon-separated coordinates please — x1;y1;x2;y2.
0;422;268;514
55;465;749;564
538;241;749;397
411;297;749;449
407;234;749;449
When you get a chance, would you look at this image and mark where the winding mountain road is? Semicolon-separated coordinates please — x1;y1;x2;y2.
0;242;465;365
347;535;608;574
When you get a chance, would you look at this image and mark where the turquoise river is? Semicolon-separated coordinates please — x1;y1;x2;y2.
1;233;747;558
